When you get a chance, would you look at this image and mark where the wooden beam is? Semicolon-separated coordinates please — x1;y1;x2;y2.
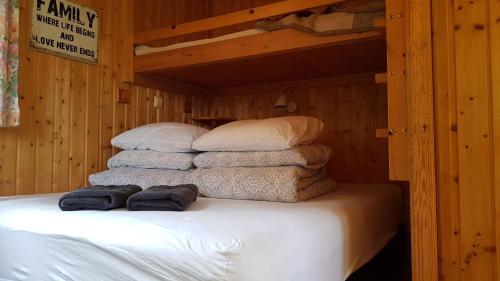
489;1;500;280
386;0;409;181
407;0;438;280
216;73;375;96
375;73;387;83
375;128;389;138
131;74;215;97
431;0;461;279
374;18;387;35
134;0;345;44
135;28;384;74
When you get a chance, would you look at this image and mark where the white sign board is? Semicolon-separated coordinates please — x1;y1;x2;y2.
30;0;99;63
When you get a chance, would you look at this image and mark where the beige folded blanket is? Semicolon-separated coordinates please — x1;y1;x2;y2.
190;166;336;202
108;150;197;171
193;144;331;169
89;168;192;189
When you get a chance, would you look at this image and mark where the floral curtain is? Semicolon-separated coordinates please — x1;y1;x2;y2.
0;0;19;127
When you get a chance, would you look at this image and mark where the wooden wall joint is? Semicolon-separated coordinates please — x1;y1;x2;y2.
117;88;131;104
407;0;438;280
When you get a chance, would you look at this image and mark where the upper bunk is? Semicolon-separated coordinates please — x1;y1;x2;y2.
133;0;387;89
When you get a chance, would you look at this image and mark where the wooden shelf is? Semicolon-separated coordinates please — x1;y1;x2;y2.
135;28;385;73
192;116;237;128
134;26;387;88
192;116;236;122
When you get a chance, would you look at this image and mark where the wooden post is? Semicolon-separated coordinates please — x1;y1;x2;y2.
386;0;410;180
407;0;438;280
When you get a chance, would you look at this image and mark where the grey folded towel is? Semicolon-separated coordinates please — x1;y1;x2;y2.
127;184;198;211
59;185;142;211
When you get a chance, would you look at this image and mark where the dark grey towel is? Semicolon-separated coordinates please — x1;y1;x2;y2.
127;184;198;211
59;185;142;211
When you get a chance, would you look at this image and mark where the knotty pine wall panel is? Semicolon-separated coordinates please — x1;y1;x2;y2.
133;0;283;43
0;0;209;196
433;0;499;280
211;82;389;183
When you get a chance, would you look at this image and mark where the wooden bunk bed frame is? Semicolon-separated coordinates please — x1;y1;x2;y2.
132;2;439;281
134;28;385;74
133;0;387;85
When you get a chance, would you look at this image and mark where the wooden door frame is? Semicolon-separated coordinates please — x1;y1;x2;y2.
407;0;439;281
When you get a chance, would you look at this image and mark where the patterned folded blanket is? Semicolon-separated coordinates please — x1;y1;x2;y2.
89;168;192;189
190;166;336;202
193;144;331;169
108;150;196;170
295;178;338;202
256;9;384;36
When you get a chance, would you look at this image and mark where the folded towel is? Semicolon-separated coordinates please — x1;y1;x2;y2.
59;185;142;211
127;185;198;211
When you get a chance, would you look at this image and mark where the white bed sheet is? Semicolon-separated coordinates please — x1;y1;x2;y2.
0;183;401;281
135;29;267;56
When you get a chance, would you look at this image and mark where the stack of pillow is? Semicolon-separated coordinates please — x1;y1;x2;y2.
88;116;337;203
190;116;337;202
88;123;208;188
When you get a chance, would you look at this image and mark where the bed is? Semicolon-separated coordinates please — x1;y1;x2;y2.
0;183;401;281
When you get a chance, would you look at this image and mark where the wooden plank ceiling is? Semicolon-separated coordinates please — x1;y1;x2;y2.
150;39;387;88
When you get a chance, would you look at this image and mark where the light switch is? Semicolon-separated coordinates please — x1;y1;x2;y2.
153;95;163;108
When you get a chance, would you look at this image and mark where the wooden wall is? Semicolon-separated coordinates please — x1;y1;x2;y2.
133;0;282;42
433;0;500;280
0;0;209;196
211;75;389;183
0;0;392;196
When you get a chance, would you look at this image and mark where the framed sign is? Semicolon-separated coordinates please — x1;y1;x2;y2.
30;0;99;63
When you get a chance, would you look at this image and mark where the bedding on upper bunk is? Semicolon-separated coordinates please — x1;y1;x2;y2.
255;9;385;36
0;183;402;281
108;150;197;170
135;29;267;55
193;144;331;169
134;1;385;56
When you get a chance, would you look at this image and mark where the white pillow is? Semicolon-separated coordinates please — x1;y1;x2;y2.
111;123;209;152
192;116;324;151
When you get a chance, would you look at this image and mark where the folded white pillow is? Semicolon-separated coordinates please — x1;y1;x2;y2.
192;116;324;151
111;123;209;152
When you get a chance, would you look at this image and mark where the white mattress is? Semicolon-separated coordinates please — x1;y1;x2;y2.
135;29;267;55
0;183;401;281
